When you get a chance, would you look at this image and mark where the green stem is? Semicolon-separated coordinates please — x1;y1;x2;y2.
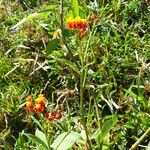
80;72;92;150
82;24;96;88
79;23;97;150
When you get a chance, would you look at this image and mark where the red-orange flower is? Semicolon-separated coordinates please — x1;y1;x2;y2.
51;111;56;116
26;101;34;111
49;115;55;122
35;103;43;113
79;19;87;28
44;113;49;119
35;97;45;105
67;18;75;29
35;94;45;106
66;17;88;30
55;109;62;120
49;111;56;122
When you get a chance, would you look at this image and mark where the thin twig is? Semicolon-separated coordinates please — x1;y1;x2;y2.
129;127;150;150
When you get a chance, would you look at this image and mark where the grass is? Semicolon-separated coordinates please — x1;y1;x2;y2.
0;0;150;149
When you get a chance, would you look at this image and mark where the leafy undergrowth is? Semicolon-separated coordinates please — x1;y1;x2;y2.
0;0;150;149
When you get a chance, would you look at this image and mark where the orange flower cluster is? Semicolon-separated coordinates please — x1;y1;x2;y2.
25;94;46;113
26;96;34;111
66;17;88;30
44;109;62;122
35;94;45;113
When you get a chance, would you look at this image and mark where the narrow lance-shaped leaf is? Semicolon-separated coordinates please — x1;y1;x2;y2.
51;131;81;150
35;128;49;148
50;132;68;149
72;0;79;17
57;131;81;150
98;115;118;143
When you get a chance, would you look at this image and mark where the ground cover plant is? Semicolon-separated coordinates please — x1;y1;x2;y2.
0;0;150;149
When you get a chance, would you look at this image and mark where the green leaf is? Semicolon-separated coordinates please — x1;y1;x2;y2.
46;38;60;55
72;0;79;17
51;131;81;150
35;129;49;148
24;132;49;150
98;115;118;143
51;132;68;149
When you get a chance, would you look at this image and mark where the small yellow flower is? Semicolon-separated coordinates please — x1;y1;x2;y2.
26;101;34;111
38;94;44;98
35;97;45;106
